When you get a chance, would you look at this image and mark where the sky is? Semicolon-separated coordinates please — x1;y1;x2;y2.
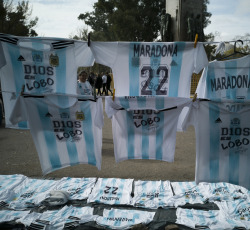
14;0;250;41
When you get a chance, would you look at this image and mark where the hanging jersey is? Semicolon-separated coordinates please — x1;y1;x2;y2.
196;55;250;101
182;100;250;189
216;199;250;229
105;96;191;163
90;41;208;97
199;182;249;202
9;178;57;210
87;178;133;205
132;180;173;209
77;81;93;95
170;181;206;207
0;174;27;203
52;177;97;200
175;207;245;229
96;208;155;230
10;95;103;175
0;33;94;129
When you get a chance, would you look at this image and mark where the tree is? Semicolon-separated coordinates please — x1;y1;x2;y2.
78;0;165;41
0;0;38;36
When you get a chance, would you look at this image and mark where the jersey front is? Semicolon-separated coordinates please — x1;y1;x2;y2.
196;55;250;101
182;100;250;189
91;41;208;97
10;95;103;174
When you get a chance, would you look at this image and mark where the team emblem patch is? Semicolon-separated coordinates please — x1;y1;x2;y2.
49;53;59;67
76;111;85;120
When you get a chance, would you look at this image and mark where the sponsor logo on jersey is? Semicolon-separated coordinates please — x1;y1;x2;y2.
215;117;222;123
32;53;43;63
60;112;69;119
231;118;240;126
49;54;59;67
17;55;25;61
45;112;53;117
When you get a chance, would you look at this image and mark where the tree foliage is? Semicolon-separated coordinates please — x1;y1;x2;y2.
0;0;38;36
78;0;165;41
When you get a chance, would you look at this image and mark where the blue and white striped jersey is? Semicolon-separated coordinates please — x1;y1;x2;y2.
199;182;249;202
132;180;173;209
0;34;94;129
170;181;206;207
10;95;103;175
105;96;191;163
96;208;155;230
52;177;97;200
216;199;250;229
176;208;246;229
9;178;57;210
0;210;30;224
196;55;250;101
91;42;208;97
77;81;93;95
182;100;250;189
87;178;133;205
0;174;27;203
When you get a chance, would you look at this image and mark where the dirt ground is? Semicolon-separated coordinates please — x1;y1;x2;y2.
0;100;196;181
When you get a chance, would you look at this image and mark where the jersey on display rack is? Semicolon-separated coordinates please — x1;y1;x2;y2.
196;55;250;101
9;95;103;175
105;96;192;163
0;33;94;129
90;41;208;97
182;100;250;189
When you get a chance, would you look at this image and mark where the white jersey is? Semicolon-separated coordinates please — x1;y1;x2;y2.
10;95;103;175
0;210;30;223
91;41;208;97
170;181;206;207
196;55;250;101
87;178;133;205
52;177;97;200
0;174;27;203
9;178;57;210
216;199;250;229
199;182;249;202
182;100;250;189
96;208;155;230
0;33;94;129
176;207;245;230
77;81;92;95
132;180;173;209
105;96;191;163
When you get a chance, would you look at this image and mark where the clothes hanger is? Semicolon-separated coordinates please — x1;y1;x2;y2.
218;40;248;60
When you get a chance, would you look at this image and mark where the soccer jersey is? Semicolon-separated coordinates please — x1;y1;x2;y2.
196;55;250;101
105;96;191;163
199;182;249;202
10;95;103;174
182;100;250;189
170;181;206;207
87;178;133;205
77;81;93;95
0;33;94;129
0;210;30;223
132;180;173;209
90;41;208;97
0;174;27;203
96;208;155;230
9;178;57;210
52;177;97;200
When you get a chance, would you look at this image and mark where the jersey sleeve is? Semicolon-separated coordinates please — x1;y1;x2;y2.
181;101;197;131
75;41;95;67
0;42;6;69
9;96;28;125
94;98;104;129
195;66;208;98
90;42;118;68
193;43;208;74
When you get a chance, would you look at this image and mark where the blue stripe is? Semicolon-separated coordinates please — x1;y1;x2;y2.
97;178;107;202
129;42;140;96
119;98;135;159
81;101;97;166
209;102;220;181
225;60;237;100
56;49;66;93
207;64;215;99
116;178;125;205
155;97;164;160
169;42;186;97
37;100;61;172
